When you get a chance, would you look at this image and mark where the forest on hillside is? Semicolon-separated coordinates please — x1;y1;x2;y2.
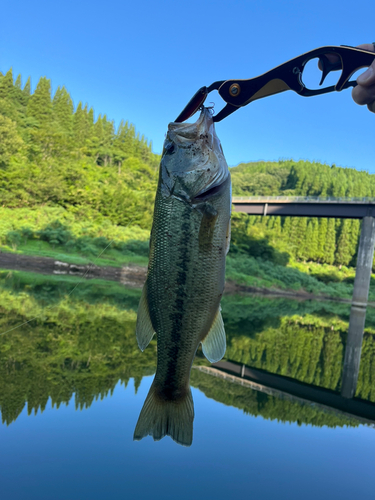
0;68;159;230
1;68;375;269
230;161;375;267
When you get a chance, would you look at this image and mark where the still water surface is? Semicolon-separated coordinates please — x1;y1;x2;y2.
0;269;374;499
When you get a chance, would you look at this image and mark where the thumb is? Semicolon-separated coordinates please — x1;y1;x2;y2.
357;60;375;86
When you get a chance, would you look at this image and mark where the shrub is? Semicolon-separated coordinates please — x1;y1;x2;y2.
117;239;149;257
20;227;34;244
6;230;22;248
37;220;73;247
93;237;111;249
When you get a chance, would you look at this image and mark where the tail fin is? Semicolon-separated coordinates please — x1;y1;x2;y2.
133;383;194;447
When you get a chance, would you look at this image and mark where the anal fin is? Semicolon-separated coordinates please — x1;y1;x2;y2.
201;308;226;363
135;283;155;351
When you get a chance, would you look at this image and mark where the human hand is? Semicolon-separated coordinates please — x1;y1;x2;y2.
351;43;375;112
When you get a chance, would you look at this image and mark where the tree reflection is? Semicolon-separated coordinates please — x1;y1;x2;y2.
0;270;374;428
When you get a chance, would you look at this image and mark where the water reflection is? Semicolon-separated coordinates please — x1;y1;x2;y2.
0;269;374;434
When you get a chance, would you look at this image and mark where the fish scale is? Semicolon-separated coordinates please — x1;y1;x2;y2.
149;193;229;393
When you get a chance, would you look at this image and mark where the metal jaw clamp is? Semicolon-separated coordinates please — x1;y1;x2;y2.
175;45;375;123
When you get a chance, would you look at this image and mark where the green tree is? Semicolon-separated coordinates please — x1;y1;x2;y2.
53;86;74;133
295;217;308;260
302;220;317;261
26;76;52;126
23;76;31;101
317;218;328;262
310;218;320;261
73;101;88;149
335;219;352;266
325;218;336;264
92;114;114;166
349;219;360;265
0;68;14;100
0;115;24;168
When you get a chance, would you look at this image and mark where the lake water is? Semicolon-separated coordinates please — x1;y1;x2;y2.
0;269;374;500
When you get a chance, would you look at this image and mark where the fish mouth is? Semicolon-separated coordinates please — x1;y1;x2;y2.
193;174;230;202
168;107;214;147
162;107;230;201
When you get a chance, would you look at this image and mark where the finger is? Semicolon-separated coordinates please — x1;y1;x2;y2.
357;60;375;86
352;81;375;105
353;44;375;111
356;43;375;52
317;44;374;71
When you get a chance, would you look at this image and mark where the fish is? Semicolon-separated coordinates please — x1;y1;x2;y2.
133;108;231;446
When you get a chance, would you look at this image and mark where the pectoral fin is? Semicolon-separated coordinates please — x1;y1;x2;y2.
225;218;231;255
201;308;226;363
198;203;218;249
135;284;155;351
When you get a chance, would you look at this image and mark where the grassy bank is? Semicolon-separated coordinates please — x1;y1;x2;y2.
1;208;374;301
0;239;149;267
0;210;150;267
225;254;368;301
2;240;370;302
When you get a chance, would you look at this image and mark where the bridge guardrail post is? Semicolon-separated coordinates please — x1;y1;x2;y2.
341;216;375;399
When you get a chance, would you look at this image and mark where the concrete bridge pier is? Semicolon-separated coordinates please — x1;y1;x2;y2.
341;216;375;398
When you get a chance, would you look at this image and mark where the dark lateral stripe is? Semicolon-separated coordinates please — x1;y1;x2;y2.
165;205;192;385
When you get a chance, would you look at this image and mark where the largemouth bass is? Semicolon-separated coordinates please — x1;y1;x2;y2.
133;108;231;446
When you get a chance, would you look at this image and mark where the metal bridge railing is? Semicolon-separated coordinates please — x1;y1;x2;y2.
232;196;375;203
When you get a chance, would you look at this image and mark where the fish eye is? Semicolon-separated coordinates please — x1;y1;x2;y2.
164;143;176;155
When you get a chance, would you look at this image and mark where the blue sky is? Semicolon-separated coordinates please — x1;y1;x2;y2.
1;0;375;172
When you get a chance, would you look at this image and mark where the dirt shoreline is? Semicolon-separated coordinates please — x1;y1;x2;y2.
0;250;355;304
